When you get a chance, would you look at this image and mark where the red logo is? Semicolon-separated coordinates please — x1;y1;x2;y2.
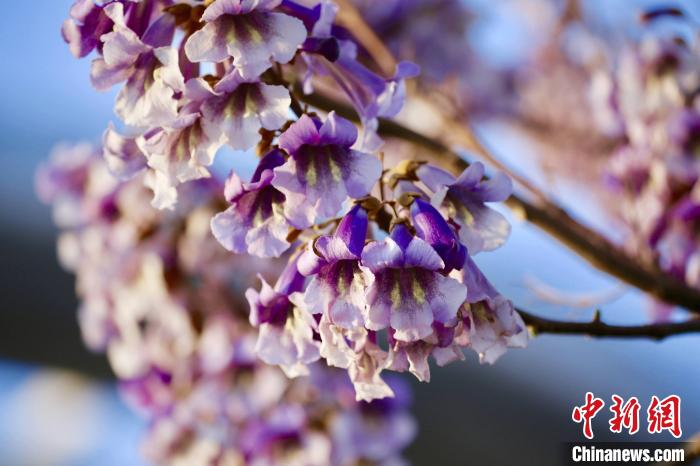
647;395;682;438
572;392;605;439
572;393;682;439
609;395;641;435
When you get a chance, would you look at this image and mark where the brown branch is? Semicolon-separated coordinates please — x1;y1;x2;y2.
296;88;700;312
519;309;700;340
503;198;700;312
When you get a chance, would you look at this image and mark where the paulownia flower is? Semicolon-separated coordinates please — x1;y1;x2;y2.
185;0;307;79
102;123;147;180
200;70;291;151
136;79;227;209
211;149;290;257
455;256;528;364
281;1;339;65
62;0;149;59
417;161;512;254
38;136;418;462
327;50;419;150
298;205;369;328
272;112;382;228
89;3;183;128
361;224;467;342
299;21;419;150
410;198;466;273
387;321;464;383
245;254;320;377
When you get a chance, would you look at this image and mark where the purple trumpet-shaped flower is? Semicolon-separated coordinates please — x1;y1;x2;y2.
184;0;307;79
211;150;290;258
387;339;433;383
136;80;227;209
273;112;382;227
455;256;528;364
124;69;289;209
299;205;368;327
361;224;467;342
62;0;157;59
245;254;319;377
90;3;150;85
38;140;419;460
35;143;120;228
62;0;121;58
317;315;393;402
89;4;182;128
417;161;512;254
200;71;292;151
279;0;335;35
411;198;467;273
297;205;394;400
36;143;95;206
113;45;184;128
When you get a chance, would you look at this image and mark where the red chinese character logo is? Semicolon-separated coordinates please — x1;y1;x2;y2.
609;395;640;434
647;395;682;438
572;392;605;439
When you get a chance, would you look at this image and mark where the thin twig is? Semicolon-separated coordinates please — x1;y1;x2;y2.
296;87;700;312
519;309;700;340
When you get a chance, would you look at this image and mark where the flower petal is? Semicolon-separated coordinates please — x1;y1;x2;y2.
344;150;382;199
428;274;467;325
404;237;444;271
210;205;249;254
258;83;292;130
278;114;320;155
184;21;229;63
319;111;358;147
455;203;511;254
245;212;291;257
361;239;403;273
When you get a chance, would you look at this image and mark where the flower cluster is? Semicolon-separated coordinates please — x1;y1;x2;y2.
45;1;533;463
38;145;416;465
56;0;527;405
589;18;700;292
236;153;527;400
